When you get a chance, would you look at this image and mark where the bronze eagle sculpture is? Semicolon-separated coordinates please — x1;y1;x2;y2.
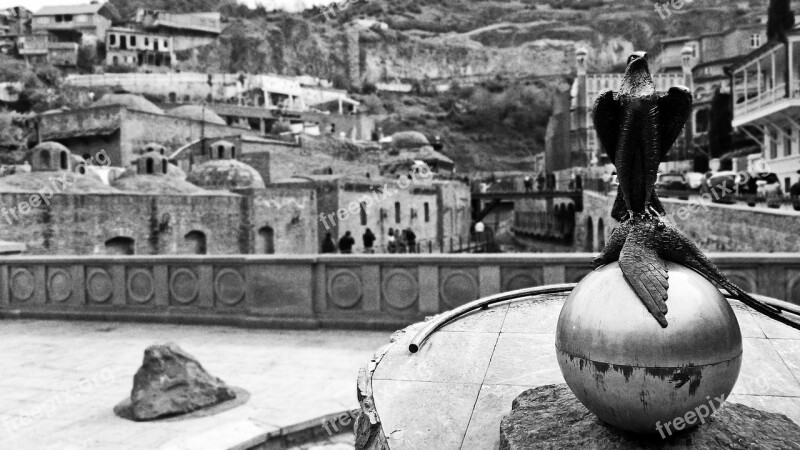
591;51;800;330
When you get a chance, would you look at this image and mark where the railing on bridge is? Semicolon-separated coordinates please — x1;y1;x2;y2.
1;253;797;330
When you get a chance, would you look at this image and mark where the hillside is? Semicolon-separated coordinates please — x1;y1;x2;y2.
5;0;767;172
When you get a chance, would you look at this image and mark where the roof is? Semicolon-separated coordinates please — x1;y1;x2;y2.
112;175;215;195
35;4;103;16
187;159;266;191
94;94;164;115
391;131;430;150
169;105;226;125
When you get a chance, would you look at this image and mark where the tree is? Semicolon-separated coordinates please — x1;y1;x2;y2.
767;0;794;42
708;88;732;159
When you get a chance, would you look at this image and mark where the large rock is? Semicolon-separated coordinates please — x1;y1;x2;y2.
129;343;236;421
500;384;800;449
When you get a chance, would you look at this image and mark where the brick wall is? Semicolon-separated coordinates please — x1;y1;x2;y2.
0;188;316;255
577;191;800;253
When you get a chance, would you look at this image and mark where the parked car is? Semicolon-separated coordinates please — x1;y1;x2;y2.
656;173;689;191
755;173;783;208
684;172;705;190
701;171;738;204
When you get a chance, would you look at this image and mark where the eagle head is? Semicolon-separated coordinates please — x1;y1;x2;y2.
620;51;654;96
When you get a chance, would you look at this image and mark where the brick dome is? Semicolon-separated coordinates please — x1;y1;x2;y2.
187;160;265;191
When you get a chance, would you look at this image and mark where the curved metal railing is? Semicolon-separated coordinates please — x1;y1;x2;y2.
408;285;800;354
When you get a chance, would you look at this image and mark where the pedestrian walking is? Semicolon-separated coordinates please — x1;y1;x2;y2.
363;228;376;253
338;231;355;254
321;233;336;254
405;228;417;253
387;228;397;254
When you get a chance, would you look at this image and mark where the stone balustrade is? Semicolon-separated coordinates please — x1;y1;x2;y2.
1;254;798;330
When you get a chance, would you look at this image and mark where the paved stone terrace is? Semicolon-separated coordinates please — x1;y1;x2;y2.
0;320;387;450
371;293;800;450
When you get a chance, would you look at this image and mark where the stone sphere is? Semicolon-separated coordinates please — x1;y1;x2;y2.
555;262;742;434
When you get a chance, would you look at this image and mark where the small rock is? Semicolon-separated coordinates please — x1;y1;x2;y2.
500;384;800;449
129;343;236;421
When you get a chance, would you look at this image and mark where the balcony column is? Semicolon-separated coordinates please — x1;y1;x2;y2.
790;40;795;97
771;50;776;102
757;59;762;109
744;67;748;114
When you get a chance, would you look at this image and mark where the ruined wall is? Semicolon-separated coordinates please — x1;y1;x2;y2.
120;109;258;164
577;191;800;253
0;188;317;255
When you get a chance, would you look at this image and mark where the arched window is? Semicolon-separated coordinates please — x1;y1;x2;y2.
146;158;154;174
184;230;207;255
257;226;275;254
598;219;605;250
585;217;594;252
60;151;68;170
360;202;367;225
394;202;401;224
162;160;168;174
40;150;50;169
104;236;135;255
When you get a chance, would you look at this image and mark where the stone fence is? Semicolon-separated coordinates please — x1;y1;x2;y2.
1;254;798;330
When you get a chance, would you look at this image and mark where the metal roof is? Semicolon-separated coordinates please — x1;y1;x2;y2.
35;4;103;16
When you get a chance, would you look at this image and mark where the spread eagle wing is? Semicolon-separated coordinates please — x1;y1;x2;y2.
657;86;693;159
619;237;669;328
592;89;622;164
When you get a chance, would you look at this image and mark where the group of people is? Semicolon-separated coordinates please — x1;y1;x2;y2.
523;173;559;192
320;227;418;254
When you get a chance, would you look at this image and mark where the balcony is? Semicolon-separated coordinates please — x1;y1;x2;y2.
732;37;800;127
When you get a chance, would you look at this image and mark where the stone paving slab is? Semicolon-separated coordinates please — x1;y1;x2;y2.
0;320;387;450
369;294;800;450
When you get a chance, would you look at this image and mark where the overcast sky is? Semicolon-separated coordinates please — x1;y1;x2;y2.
12;0;330;14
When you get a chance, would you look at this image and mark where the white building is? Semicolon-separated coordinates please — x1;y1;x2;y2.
731;30;800;192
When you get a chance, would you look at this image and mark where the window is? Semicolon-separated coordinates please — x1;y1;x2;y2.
60;151;68;170
424;203;430;222
394;202;401;224
146;158;154;174
109;34;116;46
360;202;367;225
144;37;149;46
787;177;792;193
163;39;168;48
40;150;50;169
112;56;118;64
184;231;207;255
231;146;236;159
751;34;761;48
104;237;135;255
786;129;794;156
130;36;137;46
162;160;168;174
257;226;275;254
64;15;72;21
